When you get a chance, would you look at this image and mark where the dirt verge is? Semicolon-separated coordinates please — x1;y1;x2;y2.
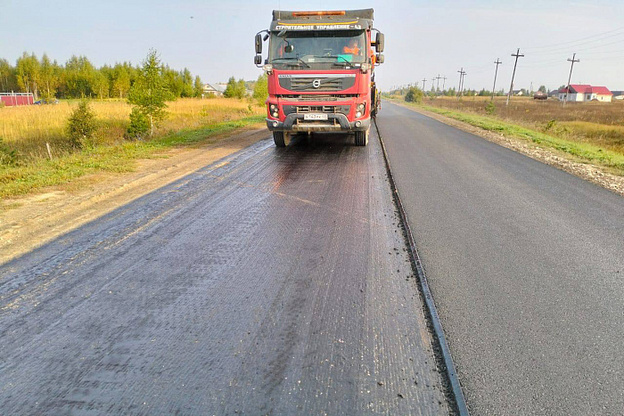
394;101;624;197
0;127;269;264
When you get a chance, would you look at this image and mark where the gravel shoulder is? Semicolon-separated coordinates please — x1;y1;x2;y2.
0;127;268;264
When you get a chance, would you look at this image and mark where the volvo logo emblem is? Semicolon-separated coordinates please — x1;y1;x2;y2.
312;79;321;89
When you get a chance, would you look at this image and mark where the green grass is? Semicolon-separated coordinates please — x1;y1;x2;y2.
399;101;624;176
0;115;264;198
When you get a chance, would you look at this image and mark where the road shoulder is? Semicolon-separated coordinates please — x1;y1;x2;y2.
0;128;268;264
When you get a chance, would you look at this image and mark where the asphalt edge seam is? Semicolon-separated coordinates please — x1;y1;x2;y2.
373;118;470;416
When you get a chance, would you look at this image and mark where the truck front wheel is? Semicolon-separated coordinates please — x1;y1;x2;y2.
354;129;369;146
273;131;286;147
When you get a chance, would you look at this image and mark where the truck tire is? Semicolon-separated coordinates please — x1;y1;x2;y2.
273;131;286;147
354;129;369;146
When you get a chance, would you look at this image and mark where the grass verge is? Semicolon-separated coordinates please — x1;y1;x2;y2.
400;101;624;177
0;115;264;198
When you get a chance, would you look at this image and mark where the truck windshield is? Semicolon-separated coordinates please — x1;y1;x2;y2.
269;30;367;69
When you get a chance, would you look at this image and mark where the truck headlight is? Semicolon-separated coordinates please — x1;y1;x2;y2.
269;104;279;118
356;103;366;118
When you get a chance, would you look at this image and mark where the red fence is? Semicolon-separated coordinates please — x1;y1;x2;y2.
1;92;35;106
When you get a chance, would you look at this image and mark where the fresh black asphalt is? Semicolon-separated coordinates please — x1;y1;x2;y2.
0;132;450;415
378;101;624;415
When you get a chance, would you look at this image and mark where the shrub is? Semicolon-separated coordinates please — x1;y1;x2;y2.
252;74;268;107
67;100;97;149
127;108;150;140
485;100;496;115
0;137;19;166
405;86;424;103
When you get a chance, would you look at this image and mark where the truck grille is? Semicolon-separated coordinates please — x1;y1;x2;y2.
283;105;350;115
278;75;356;92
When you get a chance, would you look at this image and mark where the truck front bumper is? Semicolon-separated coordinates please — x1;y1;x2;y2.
266;113;370;133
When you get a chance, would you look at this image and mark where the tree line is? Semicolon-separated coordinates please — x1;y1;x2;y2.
0;52;204;101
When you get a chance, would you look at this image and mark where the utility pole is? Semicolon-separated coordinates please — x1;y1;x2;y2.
457;68;466;98
442;76;447;92
435;74;442;93
506;48;524;106
492;58;502;101
422;78;427;90
564;53;580;106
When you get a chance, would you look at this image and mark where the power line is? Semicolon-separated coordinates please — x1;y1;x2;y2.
524;26;624;51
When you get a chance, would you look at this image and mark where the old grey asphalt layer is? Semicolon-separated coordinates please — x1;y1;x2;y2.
0;132;451;415
377;101;624;415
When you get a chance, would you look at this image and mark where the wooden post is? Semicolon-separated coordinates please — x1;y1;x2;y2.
46;142;53;160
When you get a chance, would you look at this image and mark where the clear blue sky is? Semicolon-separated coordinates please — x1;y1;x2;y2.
2;0;624;91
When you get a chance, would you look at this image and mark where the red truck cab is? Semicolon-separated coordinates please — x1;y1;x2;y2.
254;9;384;146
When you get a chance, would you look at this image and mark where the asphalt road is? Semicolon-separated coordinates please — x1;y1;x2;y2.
0;133;451;414
377;102;624;415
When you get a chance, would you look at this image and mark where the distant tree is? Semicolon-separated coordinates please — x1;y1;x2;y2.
15;52;41;99
91;70;109;99
405;86;424;103
224;76;246;99
163;66;184;97
0;59;17;92
223;77;236;97
64;55;98;98
127;49;173;138
252;74;268;106
111;64;131;98
538;85;547;93
67;100;97;148
194;75;203;98
39;54;61;101
180;68;195;97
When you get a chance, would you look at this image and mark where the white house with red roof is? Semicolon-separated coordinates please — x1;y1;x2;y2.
558;84;613;102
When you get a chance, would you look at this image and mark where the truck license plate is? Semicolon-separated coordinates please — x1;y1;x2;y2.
304;113;328;121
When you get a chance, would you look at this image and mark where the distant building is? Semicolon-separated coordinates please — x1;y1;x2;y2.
203;83;220;96
558;84;613;102
214;83;228;95
611;91;624;100
0;92;34;106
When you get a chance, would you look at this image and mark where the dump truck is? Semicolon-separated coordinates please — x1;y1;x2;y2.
254;9;385;147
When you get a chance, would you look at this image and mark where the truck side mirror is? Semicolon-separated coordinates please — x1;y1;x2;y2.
254;55;262;65
285;44;294;53
375;33;385;53
255;33;263;54
376;53;385;64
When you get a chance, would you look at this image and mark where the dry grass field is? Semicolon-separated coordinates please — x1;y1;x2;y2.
0;98;265;198
423;96;624;155
0;98;262;160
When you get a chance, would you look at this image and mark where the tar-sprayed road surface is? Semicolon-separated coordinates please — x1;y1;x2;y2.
378;102;624;416
0;133;451;414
